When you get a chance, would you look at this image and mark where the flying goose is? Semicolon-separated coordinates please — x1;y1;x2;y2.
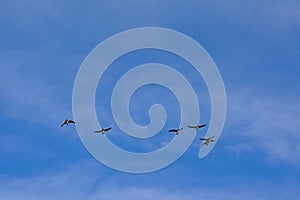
168;128;183;135
61;119;75;127
94;127;112;135
199;136;215;147
187;124;207;132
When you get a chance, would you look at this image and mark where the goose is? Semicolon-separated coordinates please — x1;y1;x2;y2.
187;124;207;132
61;119;75;127
94;127;112;135
199;136;215;147
168;128;183;135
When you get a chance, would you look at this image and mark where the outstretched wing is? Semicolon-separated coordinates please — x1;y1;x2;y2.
94;130;101;133
68;120;75;124
199;138;206;140
188;125;197;129
61;120;67;127
202;141;209;147
104;127;112;132
198;124;207;128
168;129;178;132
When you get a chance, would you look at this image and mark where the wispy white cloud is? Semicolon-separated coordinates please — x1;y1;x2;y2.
0;53;73;127
224;142;252;155
0;159;298;200
194;0;300;34
225;88;300;165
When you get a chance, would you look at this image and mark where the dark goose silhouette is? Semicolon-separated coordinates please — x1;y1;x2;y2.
61;119;75;127
168;128;183;135
94;127;112;135
188;124;207;132
199;136;215;147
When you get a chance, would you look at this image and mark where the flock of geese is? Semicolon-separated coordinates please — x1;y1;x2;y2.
167;125;215;146
61;119;215;147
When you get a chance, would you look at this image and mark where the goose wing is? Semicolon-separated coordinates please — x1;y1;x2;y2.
104;127;112;132
61;120;67;127
168;129;178;132
198;124;207;128
202;141;209;147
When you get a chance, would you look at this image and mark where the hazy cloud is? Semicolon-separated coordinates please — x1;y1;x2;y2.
0;159;298;200
226;88;300;165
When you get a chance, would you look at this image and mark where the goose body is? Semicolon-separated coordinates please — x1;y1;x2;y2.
94;127;112;135
188;124;207;131
199;136;215;147
168;128;183;135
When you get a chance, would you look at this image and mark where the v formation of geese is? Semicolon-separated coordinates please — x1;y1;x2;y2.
61;119;214;146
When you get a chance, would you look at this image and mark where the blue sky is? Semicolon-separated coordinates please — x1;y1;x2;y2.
1;0;300;199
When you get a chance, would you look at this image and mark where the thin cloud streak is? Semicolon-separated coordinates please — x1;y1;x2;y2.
0;58;72;127
226;88;300;165
0;159;299;200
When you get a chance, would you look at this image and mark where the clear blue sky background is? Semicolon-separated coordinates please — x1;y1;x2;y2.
1;0;299;199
